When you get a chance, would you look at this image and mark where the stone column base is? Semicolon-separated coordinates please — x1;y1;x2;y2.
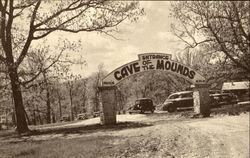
98;86;117;125
193;83;211;117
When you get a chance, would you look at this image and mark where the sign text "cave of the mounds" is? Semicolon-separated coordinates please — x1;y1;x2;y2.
102;53;205;86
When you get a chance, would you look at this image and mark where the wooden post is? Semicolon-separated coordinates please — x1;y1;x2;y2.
98;86;117;125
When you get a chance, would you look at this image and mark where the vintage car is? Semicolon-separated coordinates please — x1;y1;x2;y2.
93;111;100;118
162;91;193;112
60;115;70;122
77;113;87;120
209;93;238;107
128;98;155;114
162;91;238;112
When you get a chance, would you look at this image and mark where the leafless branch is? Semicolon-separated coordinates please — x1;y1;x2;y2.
20;49;63;86
207;22;250;72
34;0;98;28
13;0;37;9
15;0;41;67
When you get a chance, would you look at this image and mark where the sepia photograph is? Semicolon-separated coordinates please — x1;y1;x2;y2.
0;0;249;158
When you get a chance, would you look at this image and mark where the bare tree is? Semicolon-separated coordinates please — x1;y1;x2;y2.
90;63;107;112
22;39;85;123
65;74;82;121
54;84;64;119
0;0;143;133
171;1;250;74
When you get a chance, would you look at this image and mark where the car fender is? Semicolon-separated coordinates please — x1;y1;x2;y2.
163;102;173;110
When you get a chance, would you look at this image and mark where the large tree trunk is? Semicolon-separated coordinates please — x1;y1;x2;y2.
46;90;51;124
52;110;56;123
95;91;100;112
24;109;31;125
70;92;74;121
8;68;30;133
57;91;62;118
33;109;36;125
43;72;51;124
36;104;43;125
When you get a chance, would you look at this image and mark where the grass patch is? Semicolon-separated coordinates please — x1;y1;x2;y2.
0;122;153;157
15;148;36;157
0;120;157;158
0;122;155;158
0;134;163;158
32;122;152;136
0;135;118;158
0;122;151;141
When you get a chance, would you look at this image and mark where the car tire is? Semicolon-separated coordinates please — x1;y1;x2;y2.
168;106;176;113
214;100;220;107
162;106;168;111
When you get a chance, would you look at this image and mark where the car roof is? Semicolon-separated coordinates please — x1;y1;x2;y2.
171;91;193;95
136;98;152;100
78;113;86;115
210;93;231;96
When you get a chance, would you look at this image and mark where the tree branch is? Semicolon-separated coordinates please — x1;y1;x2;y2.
13;0;37;9
207;22;250;73
15;0;41;67
33;4;91;39
0;0;7;52
231;2;249;41
20;49;63;86
5;0;14;51
34;0;98;28
0;55;7;62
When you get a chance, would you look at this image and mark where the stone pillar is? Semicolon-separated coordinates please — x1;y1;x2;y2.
193;84;211;117
98;86;117;125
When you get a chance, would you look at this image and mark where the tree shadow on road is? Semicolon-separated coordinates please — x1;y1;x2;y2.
0;122;152;141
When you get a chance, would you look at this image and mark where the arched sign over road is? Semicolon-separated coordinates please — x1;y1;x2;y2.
102;53;206;86
99;53;210;125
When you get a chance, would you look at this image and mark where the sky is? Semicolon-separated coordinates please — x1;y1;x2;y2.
44;1;186;77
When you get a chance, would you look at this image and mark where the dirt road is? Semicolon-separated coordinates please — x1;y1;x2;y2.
64;112;249;158
89;112;246;158
1;112;249;158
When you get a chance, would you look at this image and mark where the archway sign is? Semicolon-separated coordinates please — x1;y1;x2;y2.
103;53;205;86
98;53;210;125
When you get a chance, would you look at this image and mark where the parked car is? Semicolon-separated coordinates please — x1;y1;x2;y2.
93;111;100;118
163;91;238;112
77;113;87;120
162;91;193;112
60;115;70;122
209;93;238;107
128;98;155;114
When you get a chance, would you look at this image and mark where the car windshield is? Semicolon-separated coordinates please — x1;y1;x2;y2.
135;100;140;104
168;94;179;99
181;93;192;98
136;99;152;104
